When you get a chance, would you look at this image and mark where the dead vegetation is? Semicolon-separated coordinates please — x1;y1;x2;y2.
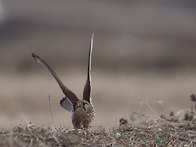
160;94;196;123
0;95;195;146
0;118;195;147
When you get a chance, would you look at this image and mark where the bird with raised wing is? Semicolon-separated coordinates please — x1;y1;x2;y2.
32;34;95;129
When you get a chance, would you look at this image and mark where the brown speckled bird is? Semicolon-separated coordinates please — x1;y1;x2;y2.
32;34;95;129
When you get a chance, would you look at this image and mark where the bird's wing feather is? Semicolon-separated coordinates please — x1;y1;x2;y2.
83;33;94;102
32;53;79;107
60;96;74;112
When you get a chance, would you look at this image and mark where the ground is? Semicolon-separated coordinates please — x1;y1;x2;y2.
0;69;196;146
0;92;196;146
0;115;195;147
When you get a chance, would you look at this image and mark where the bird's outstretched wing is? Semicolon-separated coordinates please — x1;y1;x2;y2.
32;53;79;108
83;33;94;103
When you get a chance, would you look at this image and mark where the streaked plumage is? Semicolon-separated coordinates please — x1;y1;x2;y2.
32;33;95;129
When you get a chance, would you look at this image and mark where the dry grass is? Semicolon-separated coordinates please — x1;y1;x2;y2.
0;116;195;147
0;96;195;146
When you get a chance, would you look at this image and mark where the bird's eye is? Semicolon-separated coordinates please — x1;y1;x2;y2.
83;102;87;105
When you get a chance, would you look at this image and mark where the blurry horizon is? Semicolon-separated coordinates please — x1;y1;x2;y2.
0;0;196;73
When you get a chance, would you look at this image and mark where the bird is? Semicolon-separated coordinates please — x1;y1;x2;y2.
32;34;95;129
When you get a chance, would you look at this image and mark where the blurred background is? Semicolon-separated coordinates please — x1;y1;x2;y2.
0;0;196;129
